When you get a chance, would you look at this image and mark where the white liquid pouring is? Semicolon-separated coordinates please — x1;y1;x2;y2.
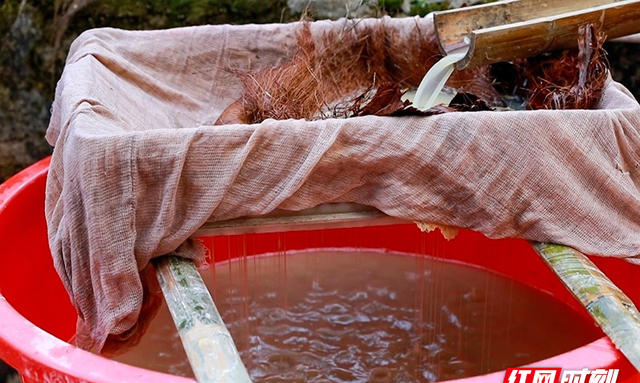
412;45;470;110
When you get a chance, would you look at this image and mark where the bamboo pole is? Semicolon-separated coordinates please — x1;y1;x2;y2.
153;256;252;383
196;203;407;237
532;242;640;371
433;0;640;69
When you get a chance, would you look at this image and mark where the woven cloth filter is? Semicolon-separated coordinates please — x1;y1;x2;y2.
45;16;640;354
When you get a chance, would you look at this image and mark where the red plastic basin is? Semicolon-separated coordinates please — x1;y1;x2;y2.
0;158;638;382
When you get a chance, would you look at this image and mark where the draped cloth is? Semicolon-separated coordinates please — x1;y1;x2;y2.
45;16;640;353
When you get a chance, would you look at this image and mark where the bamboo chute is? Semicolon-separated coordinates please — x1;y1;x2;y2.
433;0;640;69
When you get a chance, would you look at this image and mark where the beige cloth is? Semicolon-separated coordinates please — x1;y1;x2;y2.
45;16;640;353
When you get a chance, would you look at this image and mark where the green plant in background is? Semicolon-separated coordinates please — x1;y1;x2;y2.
408;0;451;16
376;0;406;14
375;0;452;17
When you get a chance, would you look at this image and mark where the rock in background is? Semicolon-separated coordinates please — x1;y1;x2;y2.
1;2;54;181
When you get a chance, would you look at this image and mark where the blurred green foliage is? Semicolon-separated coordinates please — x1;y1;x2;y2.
408;0;450;16
376;0;405;14
373;0;451;17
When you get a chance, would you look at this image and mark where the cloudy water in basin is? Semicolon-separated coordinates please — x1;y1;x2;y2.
114;250;601;382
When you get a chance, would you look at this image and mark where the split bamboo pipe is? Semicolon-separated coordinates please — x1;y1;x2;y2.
433;0;640;69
